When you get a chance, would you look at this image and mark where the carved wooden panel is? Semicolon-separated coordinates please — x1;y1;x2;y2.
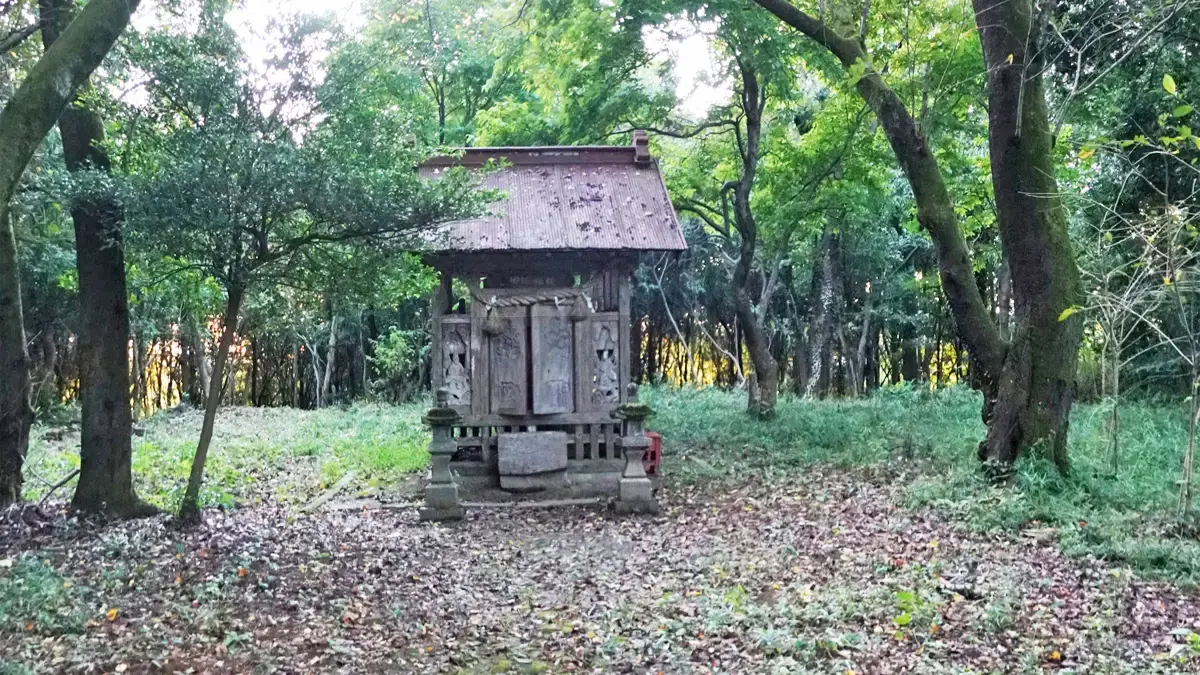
441;320;472;406
591;319;620;404
531;304;574;414
489;306;528;416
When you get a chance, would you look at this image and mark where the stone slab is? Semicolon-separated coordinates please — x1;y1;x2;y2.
419;505;465;521
500;471;568;493
497;431;569;476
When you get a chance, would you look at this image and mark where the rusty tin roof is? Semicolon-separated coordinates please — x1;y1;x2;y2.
419;134;686;253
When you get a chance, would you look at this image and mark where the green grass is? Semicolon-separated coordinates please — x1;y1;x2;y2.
645;385;1200;584
23;402;429;511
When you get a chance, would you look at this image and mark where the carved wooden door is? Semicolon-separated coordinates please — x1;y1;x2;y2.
531;303;574;414
488;306;528;415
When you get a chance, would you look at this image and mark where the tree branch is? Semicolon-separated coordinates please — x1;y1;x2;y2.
0;22;37;53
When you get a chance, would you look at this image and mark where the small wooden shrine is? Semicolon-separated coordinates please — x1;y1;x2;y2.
419;131;685;498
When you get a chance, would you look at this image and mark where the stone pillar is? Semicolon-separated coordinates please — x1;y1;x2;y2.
419;389;464;521
614;384;659;514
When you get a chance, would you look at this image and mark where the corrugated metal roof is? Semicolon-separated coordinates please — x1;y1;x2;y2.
419;140;686;253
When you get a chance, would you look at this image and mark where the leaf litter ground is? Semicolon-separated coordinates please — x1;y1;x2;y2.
4;464;1200;674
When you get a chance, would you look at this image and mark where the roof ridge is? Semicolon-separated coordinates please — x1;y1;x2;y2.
422;145;639;168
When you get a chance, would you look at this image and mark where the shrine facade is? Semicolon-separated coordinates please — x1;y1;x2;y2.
420;131;685;496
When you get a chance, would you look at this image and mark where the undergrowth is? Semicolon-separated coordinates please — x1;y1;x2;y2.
20;385;1200;583
0;556;88;636
645;385;1200;584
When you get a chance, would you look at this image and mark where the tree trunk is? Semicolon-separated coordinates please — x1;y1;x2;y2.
0;0;141;507
838;327;859;397
190;319;212;406
730;61;778;419
33;329;58;410
852;291;873;396
0;208;31;506
250;338;259;406
1108;347;1120;476
35;0;146;504
753;0;1080;472
865;321;881;392
932;311;944;387
291;341;300;407
631;310;644;383
130;334;143;417
995;254;1013;340
320;311;338;407
179;285;243;524
806;225;840;398
792;333;809;395
972;0;1083;473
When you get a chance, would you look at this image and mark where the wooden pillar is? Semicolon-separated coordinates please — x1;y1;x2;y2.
467;276;487;415
618;268;632;404
573;308;592;414
430;269;451;397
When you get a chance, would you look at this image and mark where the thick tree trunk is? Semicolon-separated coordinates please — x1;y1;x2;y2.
995;254;1013;340
865;321;881;392
0;0;141;506
0;206;31;506
753;0;1080;472
41;32;145;512
806;226;840;398
179;285;243;524
972;0;1083;473
791;333;809;394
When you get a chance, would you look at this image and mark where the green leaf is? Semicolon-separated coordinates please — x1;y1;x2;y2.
1174;105;1194;118
894;612;913;626
1058;306;1082;322
1164;73;1177;95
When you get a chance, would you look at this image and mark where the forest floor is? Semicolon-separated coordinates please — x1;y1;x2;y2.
3;389;1200;673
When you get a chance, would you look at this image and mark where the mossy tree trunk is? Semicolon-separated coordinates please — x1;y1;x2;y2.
0;0;142;507
752;0;1081;472
972;0;1083;473
40;0;148;517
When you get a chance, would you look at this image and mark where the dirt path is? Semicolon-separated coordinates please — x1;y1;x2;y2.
3;467;1199;674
